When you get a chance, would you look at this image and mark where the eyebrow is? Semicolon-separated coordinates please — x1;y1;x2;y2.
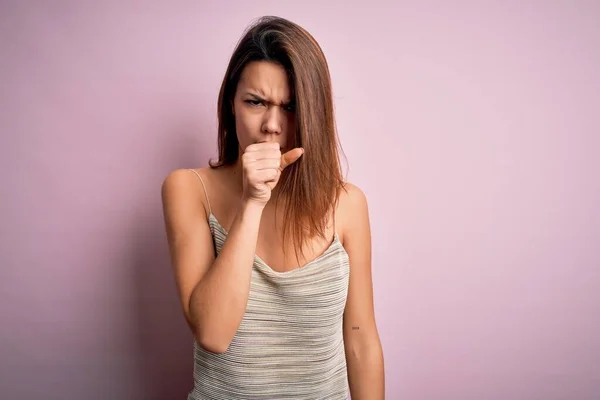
244;92;294;106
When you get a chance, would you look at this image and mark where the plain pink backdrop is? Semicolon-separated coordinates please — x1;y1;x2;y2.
1;1;599;399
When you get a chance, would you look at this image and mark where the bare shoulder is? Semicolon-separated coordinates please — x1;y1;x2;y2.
162;167;214;184
161;167;205;196
338;181;369;219
161;167;211;218
337;181;370;245
339;181;368;206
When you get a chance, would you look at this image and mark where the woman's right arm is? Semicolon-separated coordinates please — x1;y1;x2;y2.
161;169;264;354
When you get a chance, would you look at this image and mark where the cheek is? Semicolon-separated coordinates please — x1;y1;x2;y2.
234;109;260;146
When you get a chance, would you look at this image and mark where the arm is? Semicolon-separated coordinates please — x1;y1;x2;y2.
161;169;264;353
340;183;385;399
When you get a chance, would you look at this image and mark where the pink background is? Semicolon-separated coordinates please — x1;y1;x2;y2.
1;1;599;399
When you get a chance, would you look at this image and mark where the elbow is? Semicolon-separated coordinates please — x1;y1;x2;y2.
195;331;231;354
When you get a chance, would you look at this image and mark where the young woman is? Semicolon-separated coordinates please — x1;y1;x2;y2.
162;16;384;399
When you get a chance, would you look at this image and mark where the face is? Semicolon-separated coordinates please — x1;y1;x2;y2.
232;61;296;155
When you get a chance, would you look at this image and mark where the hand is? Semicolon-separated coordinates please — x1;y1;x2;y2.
241;142;304;205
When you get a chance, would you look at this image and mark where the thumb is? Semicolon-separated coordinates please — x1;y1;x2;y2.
280;147;304;170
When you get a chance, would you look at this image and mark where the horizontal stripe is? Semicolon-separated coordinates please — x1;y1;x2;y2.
187;214;350;399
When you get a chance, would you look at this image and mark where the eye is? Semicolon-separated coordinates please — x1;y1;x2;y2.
283;104;296;112
245;99;263;107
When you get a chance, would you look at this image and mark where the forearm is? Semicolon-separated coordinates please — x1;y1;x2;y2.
189;199;264;352
347;340;385;399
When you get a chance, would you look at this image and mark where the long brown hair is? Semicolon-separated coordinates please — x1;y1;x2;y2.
209;16;347;264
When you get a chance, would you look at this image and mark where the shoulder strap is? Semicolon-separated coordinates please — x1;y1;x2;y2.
187;169;212;218
330;197;338;241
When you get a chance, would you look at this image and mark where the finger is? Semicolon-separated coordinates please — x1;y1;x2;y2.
245;141;280;153
266;170;282;190
280;148;304;170
257;149;282;160
251;158;281;170
243;148;281;162
254;169;279;183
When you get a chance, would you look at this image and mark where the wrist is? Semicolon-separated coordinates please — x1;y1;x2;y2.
238;199;266;215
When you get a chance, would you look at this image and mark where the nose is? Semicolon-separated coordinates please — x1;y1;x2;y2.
261;105;283;135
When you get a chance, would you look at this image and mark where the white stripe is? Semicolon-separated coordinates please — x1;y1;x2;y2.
187;215;350;399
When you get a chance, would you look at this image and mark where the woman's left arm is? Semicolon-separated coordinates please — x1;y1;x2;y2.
340;183;385;399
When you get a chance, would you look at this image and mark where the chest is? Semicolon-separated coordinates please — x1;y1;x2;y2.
213;199;340;274
254;211;337;273
243;255;350;329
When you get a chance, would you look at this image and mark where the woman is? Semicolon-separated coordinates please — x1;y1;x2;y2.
162;16;385;399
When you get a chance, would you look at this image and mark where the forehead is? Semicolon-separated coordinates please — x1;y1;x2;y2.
237;61;293;97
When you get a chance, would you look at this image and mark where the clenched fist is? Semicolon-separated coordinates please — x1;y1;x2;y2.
241;141;304;205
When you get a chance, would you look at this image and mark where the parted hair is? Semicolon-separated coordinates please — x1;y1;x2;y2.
209;16;347;264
